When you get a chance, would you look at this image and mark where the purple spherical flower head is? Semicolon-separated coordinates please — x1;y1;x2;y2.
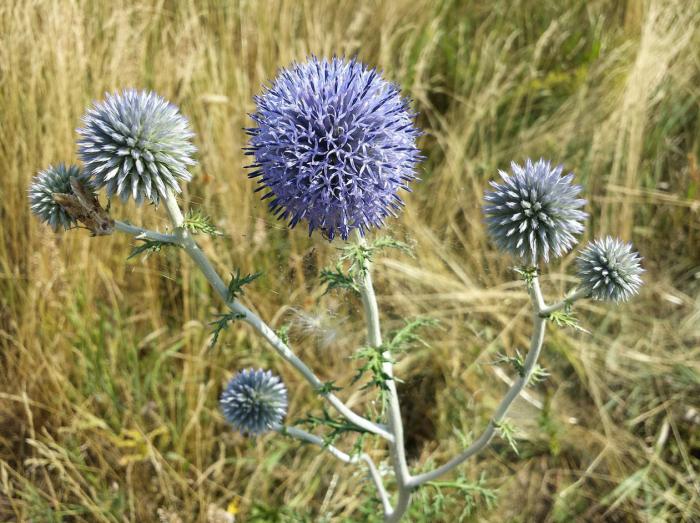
483;159;587;264
246;57;421;240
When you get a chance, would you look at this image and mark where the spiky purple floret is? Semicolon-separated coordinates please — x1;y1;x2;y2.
576;236;643;302
28;164;82;231
246;57;421;240
77;89;196;205
220;369;288;436
483;159;587;264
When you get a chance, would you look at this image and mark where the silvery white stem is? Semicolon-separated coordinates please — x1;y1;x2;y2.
384;489;412;523
114;220;179;243
157;191;394;441
539;287;589;317
355;233;412;522
278;426;393;514
407;275;548;487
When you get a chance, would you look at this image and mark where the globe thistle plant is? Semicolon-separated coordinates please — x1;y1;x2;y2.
220;369;288;435
246;57;421;240
32;68;647;521
28;163;82;231
78;89;196;205
483;159;587;264
576;236;643;302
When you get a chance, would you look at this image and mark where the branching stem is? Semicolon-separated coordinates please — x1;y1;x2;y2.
114;220;179;243
116;192;392;442
115;196;582;521
278;426;392;514
407;275;548;488
539;287;588;317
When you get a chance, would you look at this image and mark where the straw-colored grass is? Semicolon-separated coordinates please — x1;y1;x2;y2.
1;0;699;521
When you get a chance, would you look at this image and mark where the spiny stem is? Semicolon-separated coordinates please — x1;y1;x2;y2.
539;287;589;317
122;191;393;442
355;232;412;522
114;220;179;243
407;274;548;487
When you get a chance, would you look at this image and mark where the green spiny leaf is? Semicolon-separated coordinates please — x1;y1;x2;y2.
514;265;538;289
494;419;519;455
548;309;589;333
351;432;368;457
348;319;434;396
127;239;180;260
209;311;245;347
339;243;374;276
492;350;527;377
276;323;291;345
385;317;439;353
319;264;359;294
339;234;413;277
528;364;550;384
350;345;393;391
492;350;549;385
370;236;414;257
317;381;343;395
425;472;498;519
320;235;413;295
183;209;221;236
227;269;263;302
293;407;369;447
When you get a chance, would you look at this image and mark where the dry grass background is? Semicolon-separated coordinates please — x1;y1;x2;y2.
1;0;699;521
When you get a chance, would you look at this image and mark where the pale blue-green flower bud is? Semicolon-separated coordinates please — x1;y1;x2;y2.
576;236;643;302
78;89;196;205
484;159;587;264
220;369;288;435
28;164;82;230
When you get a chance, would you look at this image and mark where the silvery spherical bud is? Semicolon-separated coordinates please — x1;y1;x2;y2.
28;164;82;230
576;236;643;302
220;369;288;435
78;89;196;204
483;159;587;264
